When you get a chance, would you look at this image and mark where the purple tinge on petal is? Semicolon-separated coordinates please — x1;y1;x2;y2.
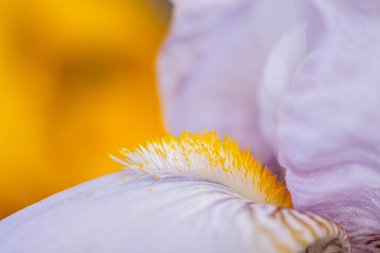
0;172;259;253
273;0;380;251
158;0;314;171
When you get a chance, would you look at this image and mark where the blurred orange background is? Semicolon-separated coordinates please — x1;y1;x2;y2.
0;0;170;218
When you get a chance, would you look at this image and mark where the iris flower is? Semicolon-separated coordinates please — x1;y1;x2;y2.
1;1;380;253
158;0;380;252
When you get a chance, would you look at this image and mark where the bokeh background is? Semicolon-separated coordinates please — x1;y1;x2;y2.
0;0;171;218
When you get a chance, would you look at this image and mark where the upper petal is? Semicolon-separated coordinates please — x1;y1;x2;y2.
271;0;380;251
158;0;313;167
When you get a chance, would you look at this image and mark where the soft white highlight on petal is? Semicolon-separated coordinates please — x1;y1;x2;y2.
258;24;307;156
0;171;350;253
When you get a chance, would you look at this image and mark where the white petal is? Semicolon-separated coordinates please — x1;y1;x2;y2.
0;171;349;253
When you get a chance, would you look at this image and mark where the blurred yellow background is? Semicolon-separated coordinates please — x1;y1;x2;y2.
0;0;170;218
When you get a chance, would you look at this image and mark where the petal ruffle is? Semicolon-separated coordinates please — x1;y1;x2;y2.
273;1;380;251
0;170;350;253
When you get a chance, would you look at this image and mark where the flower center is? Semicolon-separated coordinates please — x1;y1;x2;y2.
117;131;292;208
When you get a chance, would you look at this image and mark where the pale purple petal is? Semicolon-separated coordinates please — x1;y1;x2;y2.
158;0;314;169
0;171;350;252
273;0;380;251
